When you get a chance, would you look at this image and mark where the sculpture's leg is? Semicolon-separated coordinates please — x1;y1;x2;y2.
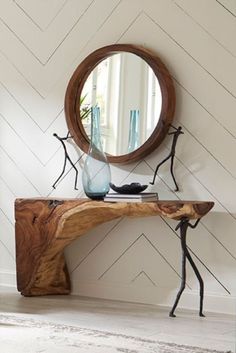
170;155;179;191
74;168;78;190
170;218;205;317
52;157;67;189
185;218;204;316
67;156;78;190
169;219;188;317
150;155;171;185
185;247;205;317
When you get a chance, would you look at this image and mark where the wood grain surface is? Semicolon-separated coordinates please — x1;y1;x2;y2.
15;198;214;296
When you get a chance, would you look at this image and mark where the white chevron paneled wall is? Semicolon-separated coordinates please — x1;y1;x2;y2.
0;0;236;314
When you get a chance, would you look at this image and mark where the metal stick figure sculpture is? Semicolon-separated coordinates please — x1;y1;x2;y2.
52;132;79;190
150;125;184;191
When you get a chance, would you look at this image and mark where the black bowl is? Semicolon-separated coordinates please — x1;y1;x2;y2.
109;182;148;194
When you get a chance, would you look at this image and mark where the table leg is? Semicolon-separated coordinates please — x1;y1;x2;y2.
169;218;204;317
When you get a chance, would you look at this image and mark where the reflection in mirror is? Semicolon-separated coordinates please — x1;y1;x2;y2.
80;52;162;156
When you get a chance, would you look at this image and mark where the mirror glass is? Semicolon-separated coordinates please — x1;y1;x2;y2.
79;52;162;156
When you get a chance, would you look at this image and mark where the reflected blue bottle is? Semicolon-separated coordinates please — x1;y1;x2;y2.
127;109;140;153
82;106;111;200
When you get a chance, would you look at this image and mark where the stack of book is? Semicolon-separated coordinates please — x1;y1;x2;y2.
104;192;158;203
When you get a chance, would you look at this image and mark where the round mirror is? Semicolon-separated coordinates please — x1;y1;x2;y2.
65;44;175;163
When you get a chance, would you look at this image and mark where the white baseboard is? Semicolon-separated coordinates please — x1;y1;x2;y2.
72;280;236;315
0;270;17;292
1;273;234;315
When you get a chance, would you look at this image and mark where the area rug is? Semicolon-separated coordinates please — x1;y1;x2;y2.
0;314;231;353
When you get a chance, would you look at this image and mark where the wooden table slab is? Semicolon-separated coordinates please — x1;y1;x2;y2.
15;198;214;297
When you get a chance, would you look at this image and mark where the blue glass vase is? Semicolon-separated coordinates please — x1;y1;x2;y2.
127;109;140;153
82;106;111;200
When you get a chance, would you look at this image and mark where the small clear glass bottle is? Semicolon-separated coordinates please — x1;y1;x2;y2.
127;109;140;153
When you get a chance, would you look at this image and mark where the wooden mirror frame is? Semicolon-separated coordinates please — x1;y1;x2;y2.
64;44;175;164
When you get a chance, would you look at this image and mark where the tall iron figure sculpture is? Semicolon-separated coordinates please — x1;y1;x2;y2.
150;125;184;191
52;132;79;190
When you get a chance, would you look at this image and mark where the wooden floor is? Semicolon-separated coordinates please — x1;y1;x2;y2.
0;290;235;351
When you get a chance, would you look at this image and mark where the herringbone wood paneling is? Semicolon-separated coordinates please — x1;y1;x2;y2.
0;0;236;313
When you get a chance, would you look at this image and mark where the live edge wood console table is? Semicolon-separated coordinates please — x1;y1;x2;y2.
15;198;214;317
